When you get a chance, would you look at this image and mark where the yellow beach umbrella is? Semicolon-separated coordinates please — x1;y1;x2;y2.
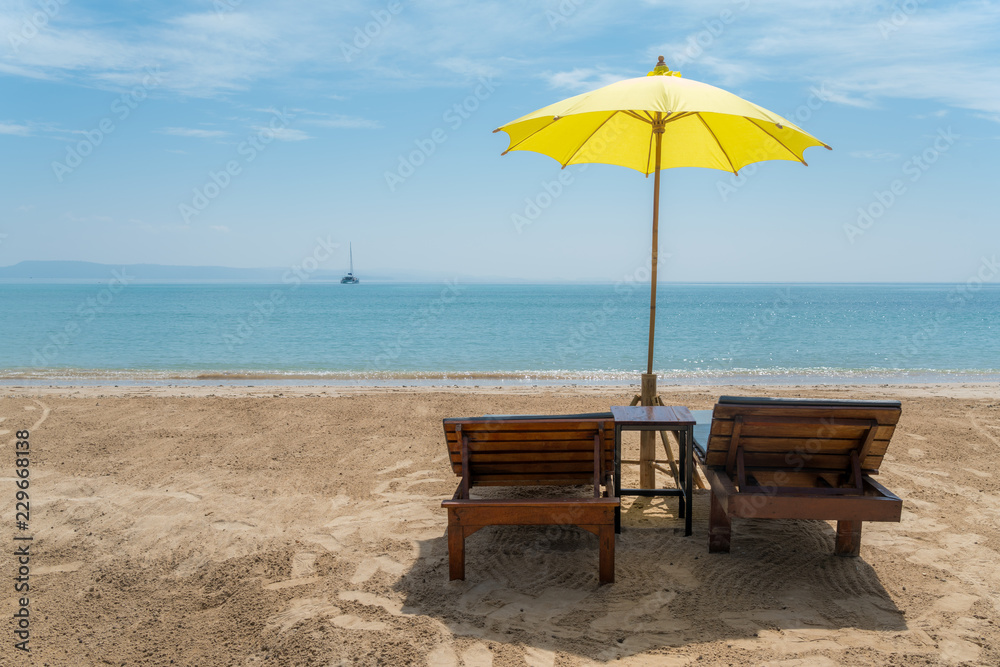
495;56;830;387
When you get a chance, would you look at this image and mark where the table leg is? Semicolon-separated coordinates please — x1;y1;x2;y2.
684;426;693;536
614;424;622;534
677;427;686;519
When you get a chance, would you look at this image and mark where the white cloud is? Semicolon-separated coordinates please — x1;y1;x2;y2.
64;213;113;224
303;114;381;129
437;56;501;80
0;122;32;136
252;126;311;141
915;110;949;119
159;127;231;139
545;67;630;92
210;225;231;233
850;150;901;162
0;1;998;119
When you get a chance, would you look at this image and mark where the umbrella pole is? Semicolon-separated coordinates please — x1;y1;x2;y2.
639;123;665;489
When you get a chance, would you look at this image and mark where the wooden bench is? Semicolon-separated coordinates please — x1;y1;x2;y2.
691;396;903;556
441;413;619;584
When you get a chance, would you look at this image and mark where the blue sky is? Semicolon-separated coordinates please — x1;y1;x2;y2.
0;0;998;282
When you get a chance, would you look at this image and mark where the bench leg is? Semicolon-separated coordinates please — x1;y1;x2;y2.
708;491;731;553
598;524;615;585
447;514;466;580
835;520;862;557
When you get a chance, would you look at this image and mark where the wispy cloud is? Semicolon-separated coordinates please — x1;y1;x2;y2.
850;150;901;162
64;212;113;224
1;1;998;120
685;2;1000;116
302;114;381;129
915;110;949;120
544;67;630;92
159;127;231;139
0;122;33;136
252;126;311;141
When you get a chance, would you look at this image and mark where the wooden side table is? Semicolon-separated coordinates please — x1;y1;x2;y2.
611;405;695;536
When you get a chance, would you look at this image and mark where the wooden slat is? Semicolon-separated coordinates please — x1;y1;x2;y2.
705;453;886;472
738;470;844;488
715;421;873;440
452;451;605;463
728;490;902;522
447;430;610;442
443;418;620;490
708;420;895;441
451;453;614;465
710;404;901;424
450;440;600;453
705;436;890;457
732;452;859;470
704;436;886;452
472;475;595;486
470;462;599;474
444;420;612;432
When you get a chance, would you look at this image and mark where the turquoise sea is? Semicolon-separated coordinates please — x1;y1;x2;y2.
1;282;999;385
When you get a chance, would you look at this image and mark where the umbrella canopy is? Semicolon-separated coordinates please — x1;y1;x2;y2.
496;57;830;175
494;57;831;377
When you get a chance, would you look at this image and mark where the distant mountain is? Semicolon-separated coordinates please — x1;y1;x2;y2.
0;261;343;281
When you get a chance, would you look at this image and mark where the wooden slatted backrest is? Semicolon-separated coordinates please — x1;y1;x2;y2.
443;414;615;488
702;396;902;476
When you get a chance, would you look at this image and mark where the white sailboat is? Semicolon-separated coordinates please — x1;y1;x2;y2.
341;244;359;284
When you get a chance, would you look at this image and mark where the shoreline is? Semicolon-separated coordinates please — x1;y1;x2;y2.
3;369;1000;388
4;381;1000;399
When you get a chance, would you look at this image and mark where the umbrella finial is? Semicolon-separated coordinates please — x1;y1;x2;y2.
648;55;681;78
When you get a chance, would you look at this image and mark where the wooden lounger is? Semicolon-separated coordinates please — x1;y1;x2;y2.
441;413;619;584
691;396;903;556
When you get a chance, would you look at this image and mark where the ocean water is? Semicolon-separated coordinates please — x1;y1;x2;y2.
1;282;998;385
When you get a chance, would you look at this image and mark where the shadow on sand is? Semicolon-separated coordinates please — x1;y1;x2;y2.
393;492;905;662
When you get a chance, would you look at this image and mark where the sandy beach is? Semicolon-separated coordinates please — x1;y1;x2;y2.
3;383;1000;666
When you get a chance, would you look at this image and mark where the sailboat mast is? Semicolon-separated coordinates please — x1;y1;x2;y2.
349;243;353;274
